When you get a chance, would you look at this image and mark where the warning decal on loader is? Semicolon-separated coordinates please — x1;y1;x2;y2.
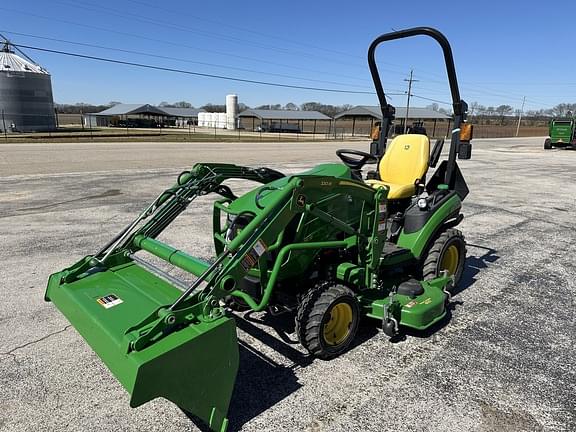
241;239;267;271
96;294;123;309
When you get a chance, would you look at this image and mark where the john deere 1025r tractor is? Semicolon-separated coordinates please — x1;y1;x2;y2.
46;27;473;431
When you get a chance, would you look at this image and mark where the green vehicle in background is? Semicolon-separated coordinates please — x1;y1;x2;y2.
544;118;576;149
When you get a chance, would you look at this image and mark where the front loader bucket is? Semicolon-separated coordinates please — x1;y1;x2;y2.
45;259;239;432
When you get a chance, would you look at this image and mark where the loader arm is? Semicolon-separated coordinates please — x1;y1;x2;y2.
45;166;385;432
45;163;286;432
124;174;385;351
99;163;285;261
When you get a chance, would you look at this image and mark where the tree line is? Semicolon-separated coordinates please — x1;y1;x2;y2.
55;101;355;117
56;100;576;121
428;102;576;120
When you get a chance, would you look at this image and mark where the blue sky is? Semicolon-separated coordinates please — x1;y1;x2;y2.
2;0;575;111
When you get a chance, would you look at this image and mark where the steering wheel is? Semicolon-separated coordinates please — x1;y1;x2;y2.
336;149;378;169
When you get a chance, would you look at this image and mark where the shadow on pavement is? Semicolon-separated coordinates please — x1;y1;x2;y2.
456;243;500;296
185;244;500;429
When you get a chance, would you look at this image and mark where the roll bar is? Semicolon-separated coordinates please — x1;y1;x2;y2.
367;27;469;187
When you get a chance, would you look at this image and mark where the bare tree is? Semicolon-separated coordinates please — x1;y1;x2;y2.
469;101;479;116
255;104;282;110
496;105;513;124
201;103;226;112
550;103;576;117
173;101;193;108
476;105;487;116
55;103;114;114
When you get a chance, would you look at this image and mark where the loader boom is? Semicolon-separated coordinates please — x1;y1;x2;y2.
46;163;388;431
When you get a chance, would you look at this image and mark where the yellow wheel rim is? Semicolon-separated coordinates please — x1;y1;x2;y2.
323;302;353;346
440;244;459;275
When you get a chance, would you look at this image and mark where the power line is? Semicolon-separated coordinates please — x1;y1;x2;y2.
410;94;452;105
12;43;378;95
1;30;374;90
23;40;552;111
0;7;375;84
9;2;444;83
55;0;377;72
79;0;420;75
2;5;563;109
5;5;550;108
123;0;370;62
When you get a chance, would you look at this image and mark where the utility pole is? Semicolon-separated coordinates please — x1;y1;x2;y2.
404;69;419;133
515;96;526;137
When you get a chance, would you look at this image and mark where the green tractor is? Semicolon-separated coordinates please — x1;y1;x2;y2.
45;27;473;432
544;118;576;149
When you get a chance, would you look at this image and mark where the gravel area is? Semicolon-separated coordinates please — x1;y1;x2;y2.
0;137;574;432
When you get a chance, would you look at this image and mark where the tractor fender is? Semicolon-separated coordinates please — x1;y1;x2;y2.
396;194;462;259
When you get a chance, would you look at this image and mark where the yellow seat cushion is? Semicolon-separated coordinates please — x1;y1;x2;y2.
365;180;416;199
365;134;430;199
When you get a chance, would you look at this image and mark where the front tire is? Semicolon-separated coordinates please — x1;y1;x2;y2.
544;138;552;149
422;228;466;289
296;283;360;360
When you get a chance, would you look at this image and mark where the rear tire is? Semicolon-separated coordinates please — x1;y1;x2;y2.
544;138;552;149
422;228;466;290
296;283;360;360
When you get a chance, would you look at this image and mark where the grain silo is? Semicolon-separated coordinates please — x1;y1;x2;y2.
225;94;237;130
0;40;56;132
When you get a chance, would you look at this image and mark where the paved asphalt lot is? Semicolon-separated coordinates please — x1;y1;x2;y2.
0;137;575;432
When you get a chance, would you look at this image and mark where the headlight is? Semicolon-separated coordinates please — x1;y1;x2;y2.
417;198;428;209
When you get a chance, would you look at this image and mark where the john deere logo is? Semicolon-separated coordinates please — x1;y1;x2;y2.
404;144;410;150
296;194;306;207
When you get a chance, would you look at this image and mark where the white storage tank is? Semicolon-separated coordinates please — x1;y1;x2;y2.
0;41;56;132
226;94;238;130
217;112;226;129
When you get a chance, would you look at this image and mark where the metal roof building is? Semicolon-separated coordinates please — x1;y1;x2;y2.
83;104;205;128
238;109;331;133
160;107;205;118
334;105;451;120
238;109;331;121
88;104;167;117
334;105;452;137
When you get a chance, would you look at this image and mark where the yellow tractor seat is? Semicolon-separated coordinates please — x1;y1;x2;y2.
365;134;430;199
